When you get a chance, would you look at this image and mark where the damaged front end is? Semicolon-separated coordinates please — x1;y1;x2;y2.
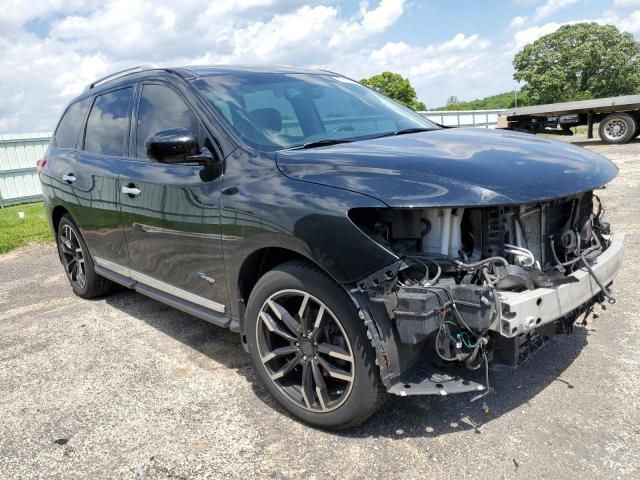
348;191;624;398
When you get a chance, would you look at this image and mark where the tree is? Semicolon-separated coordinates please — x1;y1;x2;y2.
437;89;532;111
446;96;461;108
360;72;427;110
513;23;640;105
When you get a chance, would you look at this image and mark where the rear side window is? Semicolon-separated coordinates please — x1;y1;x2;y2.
84;88;134;156
135;84;200;159
54;98;91;149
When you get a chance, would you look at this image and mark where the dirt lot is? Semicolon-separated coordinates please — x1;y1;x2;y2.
1;135;639;480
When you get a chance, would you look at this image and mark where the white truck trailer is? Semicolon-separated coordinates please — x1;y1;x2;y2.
497;95;640;144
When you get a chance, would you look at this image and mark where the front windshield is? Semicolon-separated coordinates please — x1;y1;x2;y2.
192;72;437;150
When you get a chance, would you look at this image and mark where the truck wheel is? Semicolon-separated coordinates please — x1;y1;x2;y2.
245;260;385;429
599;113;637;144
57;214;114;299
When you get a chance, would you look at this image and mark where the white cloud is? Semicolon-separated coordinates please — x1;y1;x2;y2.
0;0;92;33
323;32;501;108
341;33;492;81
613;0;640;7
0;0;412;132
512;21;567;50
509;16;528;29
2;0;640;131
534;0;578;21
511;8;640;54
601;9;640;33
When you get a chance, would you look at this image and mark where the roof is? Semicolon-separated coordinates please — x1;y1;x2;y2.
177;65;332;77
69;64;338;111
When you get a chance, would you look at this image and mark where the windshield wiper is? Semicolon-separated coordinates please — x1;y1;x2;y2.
285;128;434;150
286;138;355;150
373;127;434;139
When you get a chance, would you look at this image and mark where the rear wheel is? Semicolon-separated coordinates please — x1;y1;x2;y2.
598;113;637;144
245;261;385;429
57;215;113;298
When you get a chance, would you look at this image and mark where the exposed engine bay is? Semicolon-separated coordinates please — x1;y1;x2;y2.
349;190;623;397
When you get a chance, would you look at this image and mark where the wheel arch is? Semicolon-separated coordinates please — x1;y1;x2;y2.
51;205;70;234
234;242;374;348
236;246;337;323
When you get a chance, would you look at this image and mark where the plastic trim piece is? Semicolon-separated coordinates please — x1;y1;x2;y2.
93;256;226;313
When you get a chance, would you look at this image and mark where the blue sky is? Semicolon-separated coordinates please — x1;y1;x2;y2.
1;0;639;133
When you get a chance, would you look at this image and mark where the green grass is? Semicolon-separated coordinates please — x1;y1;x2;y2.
0;202;53;254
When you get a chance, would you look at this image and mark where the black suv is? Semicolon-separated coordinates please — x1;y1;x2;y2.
41;66;623;429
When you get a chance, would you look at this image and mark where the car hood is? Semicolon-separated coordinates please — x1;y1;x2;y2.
276;128;618;207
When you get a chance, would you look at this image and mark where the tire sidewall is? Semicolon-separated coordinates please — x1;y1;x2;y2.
599;114;637;144
57;215;98;297
245;263;382;428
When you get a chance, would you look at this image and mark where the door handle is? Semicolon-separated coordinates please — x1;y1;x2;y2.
62;173;77;184
121;185;141;197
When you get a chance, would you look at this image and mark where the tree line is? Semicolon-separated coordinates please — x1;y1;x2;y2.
359;23;640;111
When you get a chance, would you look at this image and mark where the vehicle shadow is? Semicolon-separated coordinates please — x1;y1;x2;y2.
568;137;640;147
104;288;591;439
343;329;588;439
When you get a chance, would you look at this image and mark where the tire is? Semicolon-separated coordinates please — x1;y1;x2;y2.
56;214;114;299
598;113;637;144
245;260;385;429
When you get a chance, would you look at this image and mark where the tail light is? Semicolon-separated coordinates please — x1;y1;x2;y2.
36;159;47;174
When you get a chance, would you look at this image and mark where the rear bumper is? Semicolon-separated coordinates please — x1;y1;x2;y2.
497;233;624;337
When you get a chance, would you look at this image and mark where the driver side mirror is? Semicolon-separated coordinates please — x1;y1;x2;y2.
145;128;217;165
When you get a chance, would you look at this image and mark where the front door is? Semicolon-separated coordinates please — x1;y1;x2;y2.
118;82;228;315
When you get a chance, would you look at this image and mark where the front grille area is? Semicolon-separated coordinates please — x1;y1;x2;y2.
519;208;542;262
517;192;594;271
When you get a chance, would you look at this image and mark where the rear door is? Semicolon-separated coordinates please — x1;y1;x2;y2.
41;96;92;219
67;87;135;266
118;82;228;314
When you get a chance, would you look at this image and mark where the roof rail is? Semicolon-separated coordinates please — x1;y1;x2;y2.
85;65;155;91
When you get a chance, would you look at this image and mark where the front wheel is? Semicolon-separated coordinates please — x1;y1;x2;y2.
245;261;385;429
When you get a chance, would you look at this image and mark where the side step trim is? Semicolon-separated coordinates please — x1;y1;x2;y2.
95;265;136;288
93;256;226;313
95;261;230;329
134;283;230;329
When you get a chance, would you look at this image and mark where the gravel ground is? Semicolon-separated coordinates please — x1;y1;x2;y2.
1;135;639;480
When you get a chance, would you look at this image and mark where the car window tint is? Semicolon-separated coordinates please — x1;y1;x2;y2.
194;74;436;150
243;89;303;137
313;88;396;134
54;97;92;149
136;84;200;159
84;88;133;156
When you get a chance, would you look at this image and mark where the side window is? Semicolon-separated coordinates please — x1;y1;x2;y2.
54;97;91;149
84;88;134;156
136;84;200;159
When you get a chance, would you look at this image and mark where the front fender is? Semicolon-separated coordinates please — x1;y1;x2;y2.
220;148;398;318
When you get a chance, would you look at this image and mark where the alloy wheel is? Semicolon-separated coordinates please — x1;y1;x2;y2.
58;224;87;289
255;289;355;413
